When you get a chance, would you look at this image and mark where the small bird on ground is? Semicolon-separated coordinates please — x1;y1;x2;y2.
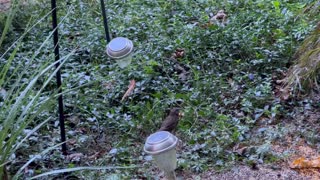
159;108;181;133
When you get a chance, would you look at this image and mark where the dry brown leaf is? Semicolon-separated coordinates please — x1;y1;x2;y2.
274;83;291;101
209;10;228;27
290;157;320;168
232;144;248;156
171;48;185;59
121;80;136;102
67;139;77;145
280;87;291;101
87;150;106;160
212;10;227;21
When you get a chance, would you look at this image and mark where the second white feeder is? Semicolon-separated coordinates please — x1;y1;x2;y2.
106;37;134;68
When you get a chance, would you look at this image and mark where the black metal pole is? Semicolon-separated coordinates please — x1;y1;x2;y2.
51;0;67;155
100;0;111;42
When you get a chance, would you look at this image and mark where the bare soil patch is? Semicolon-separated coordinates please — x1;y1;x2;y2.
0;0;10;12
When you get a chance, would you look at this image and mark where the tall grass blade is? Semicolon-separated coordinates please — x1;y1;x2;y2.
30;166;139;179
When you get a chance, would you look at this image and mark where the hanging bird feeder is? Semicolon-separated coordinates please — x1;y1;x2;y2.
106;37;134;68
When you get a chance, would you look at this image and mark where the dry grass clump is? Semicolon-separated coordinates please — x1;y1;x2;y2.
279;22;320;98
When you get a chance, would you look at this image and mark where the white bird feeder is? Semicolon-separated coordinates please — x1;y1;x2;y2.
144;131;178;180
106;37;133;68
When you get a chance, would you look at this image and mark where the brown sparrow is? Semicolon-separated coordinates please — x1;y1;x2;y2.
159;108;181;132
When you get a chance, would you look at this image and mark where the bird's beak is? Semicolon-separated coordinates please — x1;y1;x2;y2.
178;112;184;118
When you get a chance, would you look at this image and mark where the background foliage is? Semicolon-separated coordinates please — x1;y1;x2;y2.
1;0;320;178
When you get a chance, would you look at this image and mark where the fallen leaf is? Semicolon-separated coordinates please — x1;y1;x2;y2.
232;144;248;156
290;157;320;168
121;80;136;102
209;10;228;27
87;150;106;160
67;139;77;145
171;48;185;59
280;87;291;101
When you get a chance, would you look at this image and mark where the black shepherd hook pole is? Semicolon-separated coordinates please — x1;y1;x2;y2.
100;0;111;42
51;0;67;155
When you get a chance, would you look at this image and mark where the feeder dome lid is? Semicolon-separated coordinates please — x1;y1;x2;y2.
144;131;178;155
106;37;133;59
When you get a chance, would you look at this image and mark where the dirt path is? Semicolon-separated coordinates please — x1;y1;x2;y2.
194;165;312;180
154;164;314;180
0;0;10;12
